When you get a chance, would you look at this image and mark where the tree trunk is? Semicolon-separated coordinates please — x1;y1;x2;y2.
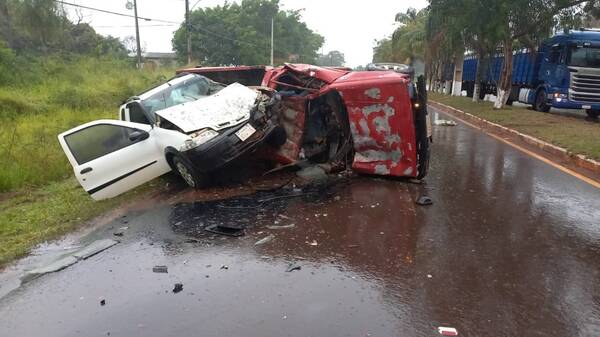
452;49;464;96
472;49;483;102
494;38;513;109
0;1;13;48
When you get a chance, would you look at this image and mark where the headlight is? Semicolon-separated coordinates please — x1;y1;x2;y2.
180;129;218;151
553;93;567;102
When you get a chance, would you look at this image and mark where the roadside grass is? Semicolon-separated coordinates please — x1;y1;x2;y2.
0;56;172;192
0;178;157;266
430;93;600;161
0;56;175;266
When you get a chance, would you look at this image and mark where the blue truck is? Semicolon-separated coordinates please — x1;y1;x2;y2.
461;29;600;118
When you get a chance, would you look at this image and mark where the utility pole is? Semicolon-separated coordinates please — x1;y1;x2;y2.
270;17;274;66
186;0;192;65
133;0;142;69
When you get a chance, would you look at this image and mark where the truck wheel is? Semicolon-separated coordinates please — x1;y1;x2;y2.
534;90;550;112
586;109;599;119
172;156;206;188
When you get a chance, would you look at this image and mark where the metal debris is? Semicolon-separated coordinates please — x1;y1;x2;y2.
285;263;302;272
255;235;275;245
173;283;184;294
266;224;296;230
416;196;433;206
438;327;458;336
152;265;168;273
434;119;457;126
100;299;106;306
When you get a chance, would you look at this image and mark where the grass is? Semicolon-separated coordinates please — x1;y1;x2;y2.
0;56;172;192
0;178;158;266
0;55;176;265
430;93;600;161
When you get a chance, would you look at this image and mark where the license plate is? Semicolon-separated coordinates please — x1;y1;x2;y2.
235;123;256;141
582;105;591;109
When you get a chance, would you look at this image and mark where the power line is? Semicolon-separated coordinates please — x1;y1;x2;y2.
54;0;180;24
95;24;178;28
191;0;203;10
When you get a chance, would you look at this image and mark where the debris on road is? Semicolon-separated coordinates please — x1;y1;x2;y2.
307;240;318;246
100;298;106;306
266;224;296;230
416;195;433;206
220;265;229;270
255;234;275;245
205;224;245;237
152;265;168;273
438;327;458;336
285;263;302;272
173;283;184;294
113;230;124;237
434;119;457;126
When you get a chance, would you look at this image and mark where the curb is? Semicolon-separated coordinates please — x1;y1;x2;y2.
428;100;600;175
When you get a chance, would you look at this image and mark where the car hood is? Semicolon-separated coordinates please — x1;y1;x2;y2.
155;83;258;133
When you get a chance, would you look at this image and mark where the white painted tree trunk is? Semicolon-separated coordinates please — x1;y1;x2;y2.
493;89;508;109
452;50;464;96
444;80;452;95
472;83;480;102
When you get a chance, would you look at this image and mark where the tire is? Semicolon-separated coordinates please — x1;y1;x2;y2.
534;90;550;112
266;125;287;147
172;156;206;188
586;109;599;119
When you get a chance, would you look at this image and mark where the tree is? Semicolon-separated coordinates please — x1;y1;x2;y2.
316;50;345;67
172;0;324;66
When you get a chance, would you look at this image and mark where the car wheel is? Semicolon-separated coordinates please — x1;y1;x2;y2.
534;90;550;112
266;125;287;147
586;109;599;119
172;156;205;188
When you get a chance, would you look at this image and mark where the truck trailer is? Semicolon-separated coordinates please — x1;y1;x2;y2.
461;29;600;118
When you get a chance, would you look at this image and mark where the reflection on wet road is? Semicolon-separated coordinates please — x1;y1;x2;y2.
1;108;599;337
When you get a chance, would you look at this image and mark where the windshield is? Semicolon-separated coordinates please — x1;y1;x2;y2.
568;46;600;68
140;75;225;114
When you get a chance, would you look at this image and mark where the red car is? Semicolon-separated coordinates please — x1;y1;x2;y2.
177;63;431;179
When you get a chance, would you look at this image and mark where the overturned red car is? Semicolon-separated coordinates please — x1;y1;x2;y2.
177;63;431;179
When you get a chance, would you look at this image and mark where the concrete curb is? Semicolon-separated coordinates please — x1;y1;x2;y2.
428;100;600;175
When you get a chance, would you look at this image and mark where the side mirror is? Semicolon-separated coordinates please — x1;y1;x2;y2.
129;130;149;142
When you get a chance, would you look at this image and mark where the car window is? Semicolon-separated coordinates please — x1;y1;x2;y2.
128;102;150;124
140;75;223;113
65;124;140;165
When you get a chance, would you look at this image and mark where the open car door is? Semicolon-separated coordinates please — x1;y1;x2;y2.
58;120;171;200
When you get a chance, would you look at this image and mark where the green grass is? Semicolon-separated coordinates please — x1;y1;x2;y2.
0;178;158;266
430;93;600;160
0;55;175;265
0;56;172;192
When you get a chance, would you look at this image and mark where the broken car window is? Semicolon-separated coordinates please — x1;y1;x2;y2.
65;124;141;165
140;75;225;114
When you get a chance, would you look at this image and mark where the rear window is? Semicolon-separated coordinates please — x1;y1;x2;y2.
65;124;138;165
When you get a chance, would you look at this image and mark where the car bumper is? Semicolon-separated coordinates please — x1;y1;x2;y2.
552;99;600;110
181;121;277;173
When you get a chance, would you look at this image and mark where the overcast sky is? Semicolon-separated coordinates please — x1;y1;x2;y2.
65;0;428;67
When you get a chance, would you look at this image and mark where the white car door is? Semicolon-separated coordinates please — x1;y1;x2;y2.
58;119;172;200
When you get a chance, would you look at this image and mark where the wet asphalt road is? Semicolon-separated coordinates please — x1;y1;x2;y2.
1;107;600;337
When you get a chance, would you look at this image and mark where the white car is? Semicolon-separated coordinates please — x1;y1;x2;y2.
58;74;284;200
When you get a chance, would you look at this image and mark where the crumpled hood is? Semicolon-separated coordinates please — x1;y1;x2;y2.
155;83;259;133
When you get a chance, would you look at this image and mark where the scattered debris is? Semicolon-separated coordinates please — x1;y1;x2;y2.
347;244;360;248
416;195;433;206
296;166;328;181
307;240;318;246
113;230;124;237
286;263;302;272
255;234;275;246
173;283;184;294
434;119;457;126
205;224;245;237
438;327;458;336
152;265;168;273
220;265;229;270
266;224;296;230
427;274;433;278
100;298;106;306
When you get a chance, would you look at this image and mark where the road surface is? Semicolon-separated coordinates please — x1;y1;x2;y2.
1;107;599;337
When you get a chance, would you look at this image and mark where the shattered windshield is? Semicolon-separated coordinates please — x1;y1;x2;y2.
140;74;225;114
568;46;600;67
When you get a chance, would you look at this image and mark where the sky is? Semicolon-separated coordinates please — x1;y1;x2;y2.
64;0;428;67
